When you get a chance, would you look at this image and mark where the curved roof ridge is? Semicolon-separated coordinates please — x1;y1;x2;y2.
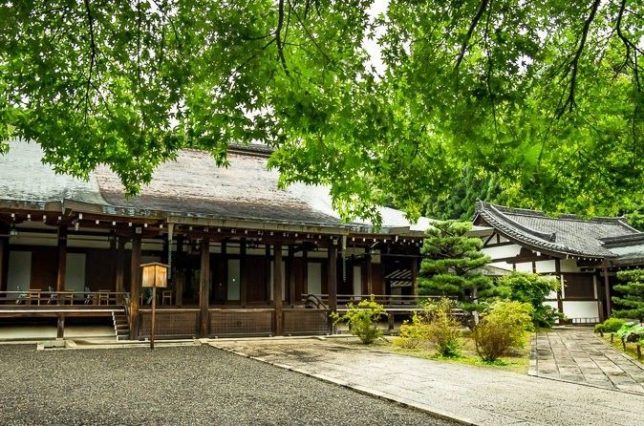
484;202;557;242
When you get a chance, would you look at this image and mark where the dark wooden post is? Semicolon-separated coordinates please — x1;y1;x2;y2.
114;237;126;297
175;236;184;307
302;248;308;301
129;236;142;339
273;243;283;336
240;239;247;307
56;225;67;293
365;247;373;295
411;255;418;296
199;237;210;337
265;244;272;301
287;245;296;306
0;233;8;292
602;259;611;317
328;242;338;313
57;314;65;339
555;258;564;313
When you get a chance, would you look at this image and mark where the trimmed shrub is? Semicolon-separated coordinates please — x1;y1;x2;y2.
394;313;432;349
594;317;626;334
616;323;644;343
331;296;385;344
496;272;561;328
425;298;461;357
474;300;533;362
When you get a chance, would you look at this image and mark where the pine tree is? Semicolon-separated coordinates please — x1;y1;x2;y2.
419;221;493;313
612;269;644;322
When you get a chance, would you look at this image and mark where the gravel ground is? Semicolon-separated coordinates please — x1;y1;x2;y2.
0;345;455;426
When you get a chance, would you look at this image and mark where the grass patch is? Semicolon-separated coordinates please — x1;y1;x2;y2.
384;332;531;374
600;334;643;365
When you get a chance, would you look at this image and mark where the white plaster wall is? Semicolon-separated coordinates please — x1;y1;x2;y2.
307;262;322;294
488;261;513;272
7;251;31;291
65;253;86;292
535;260;556;273
559;259;583;273
562;301;599;320
353;265;362;295
482;243;522;260
515;262;533;273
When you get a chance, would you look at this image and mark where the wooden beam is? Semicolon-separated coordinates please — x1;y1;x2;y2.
265;244;272;302
129;236;142;339
199;237;210;337
56;226;67;292
273;243;283;336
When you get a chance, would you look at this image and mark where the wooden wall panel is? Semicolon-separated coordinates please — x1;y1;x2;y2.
30;247;58;290
209;309;273;336
244;256;267;303
85;249;114;291
139;310;199;338
371;263;384;294
283;309;328;335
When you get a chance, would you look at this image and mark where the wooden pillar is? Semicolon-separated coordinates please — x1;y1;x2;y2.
56;226;67;292
411;255;418;296
129;236;142;339
0;234;8;292
265;244;272;301
240;239;247;307
114;237;126;295
199;237;210;337
287;245;296;306
273;243;283;336
602;259;611;317
328;242;338;313
365;247;373;295
302;248;308;299
175;236;184;307
57;314;65;339
555;258;564;313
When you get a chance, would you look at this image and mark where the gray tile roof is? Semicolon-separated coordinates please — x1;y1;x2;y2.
474;201;641;259
0;140;432;235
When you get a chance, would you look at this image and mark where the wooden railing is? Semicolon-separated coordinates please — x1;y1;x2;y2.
301;294;451;309
0;290;130;306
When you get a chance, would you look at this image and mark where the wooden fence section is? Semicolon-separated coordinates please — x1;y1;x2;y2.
283;309;329;335
209;308;274;337
139;308;199;338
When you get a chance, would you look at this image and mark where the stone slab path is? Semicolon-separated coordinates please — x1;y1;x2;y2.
210;338;644;426
532;327;644;394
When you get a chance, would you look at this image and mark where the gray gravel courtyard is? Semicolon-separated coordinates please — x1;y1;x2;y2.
0;344;455;426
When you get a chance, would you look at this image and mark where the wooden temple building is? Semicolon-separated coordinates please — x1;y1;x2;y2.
474;201;644;323
0;140;430;339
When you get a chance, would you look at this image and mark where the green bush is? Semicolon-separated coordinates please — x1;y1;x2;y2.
331;296;385;344
496;272;561;328
474;300;533;362
594;317;626;334
616;323;644;343
425;298;461;357
394;313;432;349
